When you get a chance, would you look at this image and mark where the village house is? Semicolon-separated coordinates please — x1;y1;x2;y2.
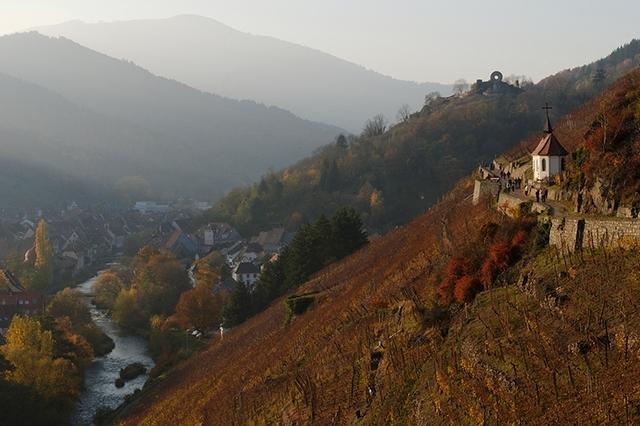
164;229;199;259
0;269;43;335
195;222;242;253
134;201;171;215
250;227;291;254
240;242;264;263
222;240;246;266
232;262;261;287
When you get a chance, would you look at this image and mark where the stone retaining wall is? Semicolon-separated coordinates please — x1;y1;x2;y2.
473;179;501;205
550;216;640;252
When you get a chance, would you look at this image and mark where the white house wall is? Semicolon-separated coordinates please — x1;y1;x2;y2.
533;155;563;181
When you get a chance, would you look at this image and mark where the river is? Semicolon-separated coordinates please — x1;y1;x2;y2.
71;274;155;425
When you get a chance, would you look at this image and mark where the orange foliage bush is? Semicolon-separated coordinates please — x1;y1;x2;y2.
438;256;473;305
480;241;511;289
453;275;481;303
439;220;533;304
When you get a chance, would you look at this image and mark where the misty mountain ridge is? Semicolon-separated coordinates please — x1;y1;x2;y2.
33;15;452;131
0;32;342;202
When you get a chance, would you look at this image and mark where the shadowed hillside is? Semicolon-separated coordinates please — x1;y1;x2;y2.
0;32;342;201
34;15;452;132
0;154;111;209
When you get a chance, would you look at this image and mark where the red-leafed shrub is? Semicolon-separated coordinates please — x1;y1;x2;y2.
454;275;482;303
439;219;534;305
480;240;511;289
438;256;473;305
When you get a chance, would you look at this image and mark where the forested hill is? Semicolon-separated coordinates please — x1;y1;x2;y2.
208;39;640;235
119;64;640;426
0;154;112;210
0;32;342;201
34;15;452;132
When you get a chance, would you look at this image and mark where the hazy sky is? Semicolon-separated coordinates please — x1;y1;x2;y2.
1;0;638;83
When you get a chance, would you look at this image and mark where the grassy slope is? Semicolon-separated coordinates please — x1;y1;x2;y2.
119;65;640;426
414;248;640;425
120;179;494;425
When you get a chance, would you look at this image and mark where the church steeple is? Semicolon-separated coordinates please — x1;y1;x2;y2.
542;103;553;134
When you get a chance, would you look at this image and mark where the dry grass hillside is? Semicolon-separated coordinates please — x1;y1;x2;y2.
508;67;640;159
119;179;500;425
119;69;640;426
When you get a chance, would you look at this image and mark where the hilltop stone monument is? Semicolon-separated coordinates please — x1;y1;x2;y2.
472;71;523;95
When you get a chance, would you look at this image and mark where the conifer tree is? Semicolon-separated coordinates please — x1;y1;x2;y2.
222;282;252;327
314;214;334;265
330;207;368;259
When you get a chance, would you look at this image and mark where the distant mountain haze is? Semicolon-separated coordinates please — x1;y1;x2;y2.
0;32;341;201
33;15;452;131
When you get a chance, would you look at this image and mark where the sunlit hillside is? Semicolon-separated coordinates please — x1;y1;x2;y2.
118;67;640;425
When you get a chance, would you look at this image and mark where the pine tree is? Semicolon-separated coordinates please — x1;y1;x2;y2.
222;282;252;327
314;214;334;266
253;253;286;311
284;223;323;288
330;207;368;259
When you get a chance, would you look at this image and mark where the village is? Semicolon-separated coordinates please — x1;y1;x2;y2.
0;199;292;336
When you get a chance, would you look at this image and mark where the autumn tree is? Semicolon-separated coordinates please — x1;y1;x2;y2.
46;287;113;358
438;256;473;305
46;288;91;326
397;104;411;123
424;91;441;106
362;114;387;138
172;284;226;331
136;252;191;316
370;189;385;223
29;219;53;291
113;288;144;331
453;78;469;96
92;271;124;310
0;352;69;425
113;250;190;331
1;316;79;400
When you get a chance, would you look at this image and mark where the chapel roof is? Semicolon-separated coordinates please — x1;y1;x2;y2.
532;106;568;157
532;133;568;156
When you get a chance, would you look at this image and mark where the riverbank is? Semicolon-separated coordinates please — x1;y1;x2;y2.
71;274;155;425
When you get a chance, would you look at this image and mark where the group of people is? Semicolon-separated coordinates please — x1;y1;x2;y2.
492;163;552;204
502;177;523;193
524;183;549;202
